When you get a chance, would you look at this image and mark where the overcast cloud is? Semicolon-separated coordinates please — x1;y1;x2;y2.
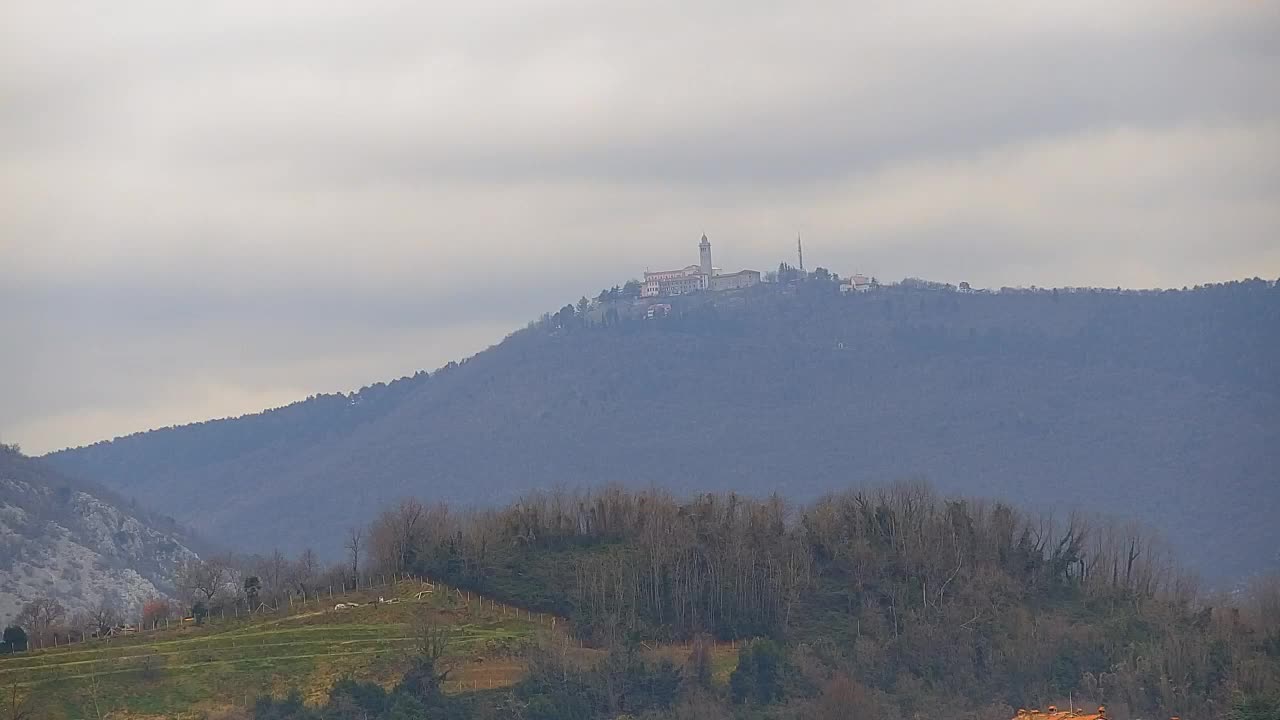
3;0;1279;453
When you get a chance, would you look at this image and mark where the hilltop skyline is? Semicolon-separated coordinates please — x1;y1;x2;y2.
4;1;1279;452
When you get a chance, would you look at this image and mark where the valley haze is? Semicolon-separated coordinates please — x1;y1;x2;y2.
3;2;1280;719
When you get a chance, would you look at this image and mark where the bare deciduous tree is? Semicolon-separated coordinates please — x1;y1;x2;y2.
290;548;319;596
345;527;363;584
16;596;65;646
4;682;37;720
411;608;453;665
176;557;231;604
370;498;426;574
88;594;121;637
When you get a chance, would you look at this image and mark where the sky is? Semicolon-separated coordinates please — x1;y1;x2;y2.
2;1;1279;454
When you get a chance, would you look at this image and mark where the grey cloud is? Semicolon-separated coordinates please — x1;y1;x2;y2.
0;283;543;450
181;11;1279;189
2;0;1279;452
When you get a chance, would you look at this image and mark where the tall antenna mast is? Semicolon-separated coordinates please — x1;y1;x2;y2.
797;232;805;272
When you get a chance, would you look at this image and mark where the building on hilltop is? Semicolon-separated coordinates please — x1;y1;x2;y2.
840;273;875;294
699;233;713;282
641;234;761;298
710;269;762;292
641;266;705;297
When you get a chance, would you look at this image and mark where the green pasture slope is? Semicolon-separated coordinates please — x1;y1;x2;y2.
0;580;544;719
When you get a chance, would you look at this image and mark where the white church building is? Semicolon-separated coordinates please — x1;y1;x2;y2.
641;235;761;298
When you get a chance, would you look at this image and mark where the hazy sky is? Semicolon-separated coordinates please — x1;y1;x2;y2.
3;1;1279;454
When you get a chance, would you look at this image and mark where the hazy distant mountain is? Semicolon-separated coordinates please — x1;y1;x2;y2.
0;445;200;626
45;278;1280;582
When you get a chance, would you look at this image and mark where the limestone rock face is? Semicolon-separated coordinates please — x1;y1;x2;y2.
0;448;200;626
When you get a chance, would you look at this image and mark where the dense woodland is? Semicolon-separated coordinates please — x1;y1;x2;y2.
45;277;1280;582
242;483;1280;719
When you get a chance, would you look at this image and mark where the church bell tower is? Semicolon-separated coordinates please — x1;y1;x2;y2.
699;233;713;289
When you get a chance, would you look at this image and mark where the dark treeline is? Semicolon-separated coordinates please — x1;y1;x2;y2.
366;488;811;643
343;482;1280;719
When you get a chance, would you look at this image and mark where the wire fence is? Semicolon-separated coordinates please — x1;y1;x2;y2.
7;572;569;656
3;572;745;705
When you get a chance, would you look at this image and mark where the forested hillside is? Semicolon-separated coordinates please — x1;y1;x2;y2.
45;278;1280;581
379;484;1280;719
0;445;202;627
250;484;1280;719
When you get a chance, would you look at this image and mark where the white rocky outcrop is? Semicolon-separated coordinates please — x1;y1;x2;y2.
0;477;199;626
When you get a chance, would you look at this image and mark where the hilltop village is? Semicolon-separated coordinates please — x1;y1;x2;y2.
537;234;879;328
636;234;873;298
629;234;870;298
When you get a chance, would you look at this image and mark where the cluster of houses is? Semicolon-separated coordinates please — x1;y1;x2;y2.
640;234;881;301
840;274;874;294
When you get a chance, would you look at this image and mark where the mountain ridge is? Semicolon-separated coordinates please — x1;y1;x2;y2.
44;277;1280;582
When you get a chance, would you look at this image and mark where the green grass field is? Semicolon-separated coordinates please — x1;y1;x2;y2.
0;579;547;719
1;579;742;719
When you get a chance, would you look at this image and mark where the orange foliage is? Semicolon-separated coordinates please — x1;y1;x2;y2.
141;598;171;629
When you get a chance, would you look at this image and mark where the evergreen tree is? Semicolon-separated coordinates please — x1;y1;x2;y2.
0;625;27;653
